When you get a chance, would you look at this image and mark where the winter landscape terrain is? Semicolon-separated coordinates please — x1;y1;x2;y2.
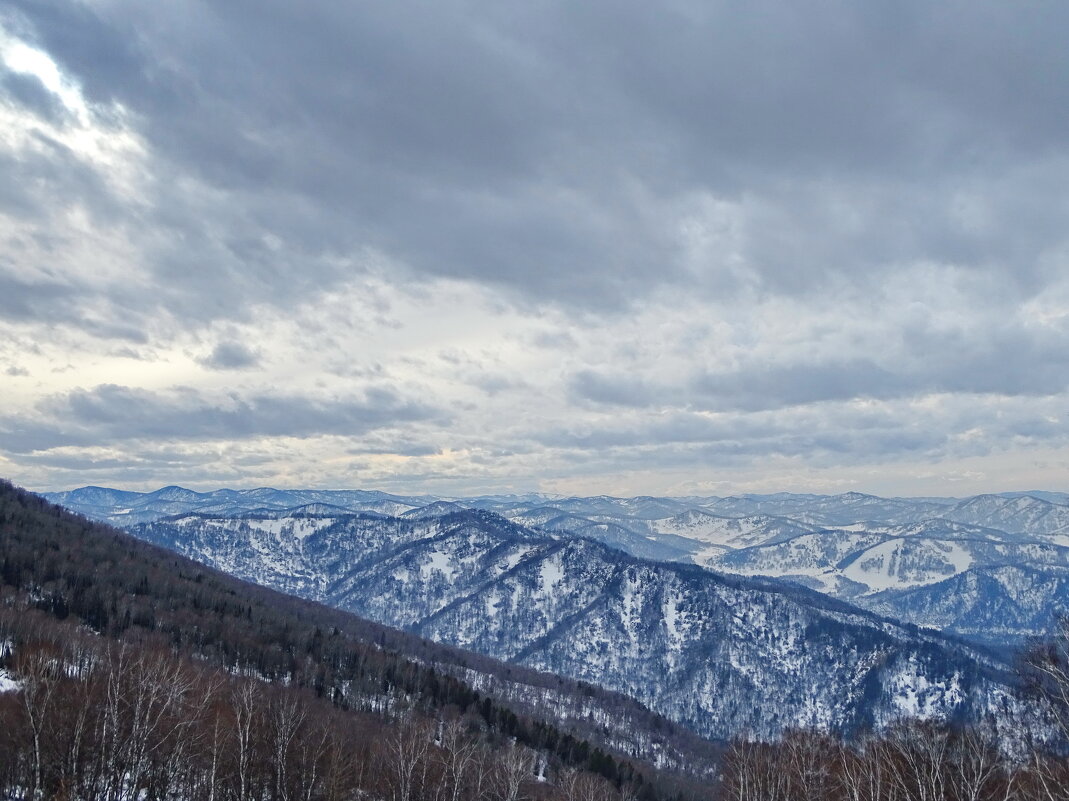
27;484;1065;743
10;480;1069;799
6;0;1069;796
50;485;1069;649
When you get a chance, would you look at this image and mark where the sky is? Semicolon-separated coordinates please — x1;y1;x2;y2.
1;0;1067;497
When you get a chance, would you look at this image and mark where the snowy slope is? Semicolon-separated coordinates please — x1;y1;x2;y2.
51;485;1069;647
863;565;1069;646
130;508;1010;741
943;495;1069;542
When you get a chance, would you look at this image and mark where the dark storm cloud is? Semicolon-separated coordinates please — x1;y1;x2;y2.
0;383;446;452
7;0;1069;321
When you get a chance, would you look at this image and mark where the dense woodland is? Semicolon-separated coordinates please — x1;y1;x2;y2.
3;479;1069;800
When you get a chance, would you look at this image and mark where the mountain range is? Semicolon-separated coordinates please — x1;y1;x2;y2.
47;485;1069;647
118;505;1017;741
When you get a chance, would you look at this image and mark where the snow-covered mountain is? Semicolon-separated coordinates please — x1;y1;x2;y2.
130;508;1010;741
701;492;955;526
695;520;1069;643
703;521;1069;590
47;485;1069;646
942;494;1069;542
863;565;1069;647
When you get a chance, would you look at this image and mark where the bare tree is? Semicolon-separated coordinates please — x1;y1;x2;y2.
231;680;263;801
269;690;307;801
949;723;1012;801
556;766;616;801
721;738;789;801
14;644;60;801
837;734;893;801
493;741;535;801
883;720;951;801
381;715;434;801
781;728;836;799
436;717;483;801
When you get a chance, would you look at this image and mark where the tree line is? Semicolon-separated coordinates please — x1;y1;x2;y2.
0;615;639;801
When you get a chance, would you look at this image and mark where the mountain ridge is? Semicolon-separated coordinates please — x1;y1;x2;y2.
129;505;1015;740
47;484;1069;647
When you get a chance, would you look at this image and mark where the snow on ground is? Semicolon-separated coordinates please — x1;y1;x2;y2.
245;517;336;539
540;557;564;591
0;670;19;693
421;549;458;581
692;544;731;566
841;538;974;593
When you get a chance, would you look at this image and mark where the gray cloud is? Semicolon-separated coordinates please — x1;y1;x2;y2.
531;396;1069;474
693;321;1069;411
197;341;260;370
1;68;71;126
6;0;1069;324
3;0;1069;493
568;370;660;409
566;313;1069;414
0;272;75;320
0;383;445;452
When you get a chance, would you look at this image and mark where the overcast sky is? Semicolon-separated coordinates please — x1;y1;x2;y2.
1;0;1067;497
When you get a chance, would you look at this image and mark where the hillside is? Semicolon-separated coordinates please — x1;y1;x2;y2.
0;480;717;801
51;485;1069;646
131;507;1015;740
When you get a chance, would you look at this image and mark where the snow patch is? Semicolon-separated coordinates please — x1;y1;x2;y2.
0;670;17;693
540;557;564;591
421;549;457;580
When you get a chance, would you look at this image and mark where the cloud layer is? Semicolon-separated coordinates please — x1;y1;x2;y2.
0;0;1067;495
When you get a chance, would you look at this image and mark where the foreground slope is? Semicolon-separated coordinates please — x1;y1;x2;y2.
0;481;720;797
134;508;1014;740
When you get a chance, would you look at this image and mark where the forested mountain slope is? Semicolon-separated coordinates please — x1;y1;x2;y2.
132;508;1016;741
0;480;717;801
52;485;1069;647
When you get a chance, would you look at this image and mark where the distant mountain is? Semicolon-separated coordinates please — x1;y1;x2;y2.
999;490;1069;506
520;495;696;521
43;485;434;526
863;564;1069;647
510;510;702;563
46;484;145;508
646;511;818;549
701;492;953;525
942;494;1069;542
696;520;1069;644
402;500;467;519
131;508;1012;741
